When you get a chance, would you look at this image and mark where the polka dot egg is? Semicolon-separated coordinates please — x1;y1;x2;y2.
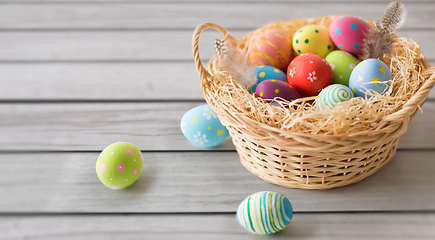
255;79;302;103
325;50;360;86
250;65;287;93
329;15;371;56
249;29;293;72
96;142;143;189
180;104;229;148
316;84;354;110
237;191;293;234
292;24;334;58
349;58;392;98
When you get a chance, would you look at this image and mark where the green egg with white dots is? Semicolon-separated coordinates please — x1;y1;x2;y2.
325;50;360;86
96;142;143;189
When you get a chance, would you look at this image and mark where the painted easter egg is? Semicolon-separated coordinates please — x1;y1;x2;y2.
96;142;143;189
255;79;302;103
292;24;334;58
249;29;293;72
329;15;371;56
180;104;229;148
287;53;333;96
325;50;360;86
349;58;392;98
250;65;287;93
316;84;354;110
237;191;293;234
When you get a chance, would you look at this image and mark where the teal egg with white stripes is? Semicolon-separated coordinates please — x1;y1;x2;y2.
236;191;293;234
316;84;354;110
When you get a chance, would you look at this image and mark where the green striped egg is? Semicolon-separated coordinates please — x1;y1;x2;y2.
316;84;354;110
236;191;293;234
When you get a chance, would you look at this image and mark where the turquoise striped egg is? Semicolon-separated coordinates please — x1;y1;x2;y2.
316;84;354;110
236;191;293;234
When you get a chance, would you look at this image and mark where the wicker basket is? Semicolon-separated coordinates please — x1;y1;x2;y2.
192;16;435;189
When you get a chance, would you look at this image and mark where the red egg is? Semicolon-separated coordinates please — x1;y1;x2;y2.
287;53;333;96
255;79;302;103
249;29;293;72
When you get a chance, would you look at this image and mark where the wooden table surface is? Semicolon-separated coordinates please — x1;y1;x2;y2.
1;1;435;239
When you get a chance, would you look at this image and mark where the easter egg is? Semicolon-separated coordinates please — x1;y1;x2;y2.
349;58;392;98
316;84;354;110
287;53;333;96
325;50;360;86
180;104;229;148
249;29;293;72
255;79;302;103
329;15;371;56
292;24;334;58
250;65;287;93
237;191;293;234
96;142;143;189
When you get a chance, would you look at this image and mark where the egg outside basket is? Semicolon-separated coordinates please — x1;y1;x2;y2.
192;16;435;189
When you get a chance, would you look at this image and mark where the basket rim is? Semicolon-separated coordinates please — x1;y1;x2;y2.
193;17;435;139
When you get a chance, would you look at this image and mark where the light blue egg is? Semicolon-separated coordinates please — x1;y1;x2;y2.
250;66;287;93
237;191;293;234
349;58;392;98
180;104;229;148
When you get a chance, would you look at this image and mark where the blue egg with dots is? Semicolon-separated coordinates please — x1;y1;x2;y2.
349;58;392;98
250;65;287;93
180;104;229;148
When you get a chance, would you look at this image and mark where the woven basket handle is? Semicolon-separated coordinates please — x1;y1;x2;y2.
384;67;435;122
192;22;235;80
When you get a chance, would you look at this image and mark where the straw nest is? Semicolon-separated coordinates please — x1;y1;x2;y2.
193;16;434;189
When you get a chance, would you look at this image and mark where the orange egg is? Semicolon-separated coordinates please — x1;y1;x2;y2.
249;29;293;72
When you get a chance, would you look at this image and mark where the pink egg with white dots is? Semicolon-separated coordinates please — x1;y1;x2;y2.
329;15;371;56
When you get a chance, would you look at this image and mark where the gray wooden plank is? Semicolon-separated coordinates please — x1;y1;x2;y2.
0;150;434;212
0;63;203;100
0;102;233;151
0;102;434;151
1;213;435;240
0;29;432;61
0;2;431;30
0;0;429;2
0;61;433;101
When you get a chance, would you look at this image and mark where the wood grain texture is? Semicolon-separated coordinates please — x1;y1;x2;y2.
0;102;434;151
0;150;434;213
0;2;432;30
0;63;204;100
0;61;433;100
0;30;432;62
1;213;435;240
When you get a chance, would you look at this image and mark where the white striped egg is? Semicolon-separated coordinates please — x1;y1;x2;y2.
236;191;293;234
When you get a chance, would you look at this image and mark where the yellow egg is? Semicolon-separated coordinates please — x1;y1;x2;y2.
292;24;334;58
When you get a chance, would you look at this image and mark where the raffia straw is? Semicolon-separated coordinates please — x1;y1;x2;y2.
208;16;427;136
193;16;434;189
